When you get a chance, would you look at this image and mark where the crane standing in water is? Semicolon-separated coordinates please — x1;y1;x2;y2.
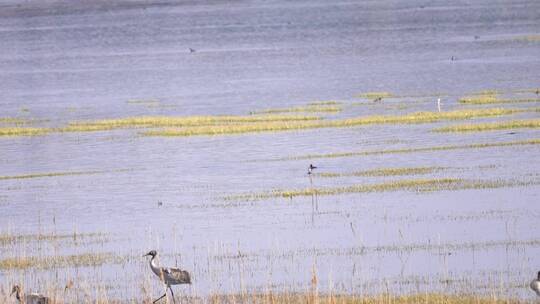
144;250;191;304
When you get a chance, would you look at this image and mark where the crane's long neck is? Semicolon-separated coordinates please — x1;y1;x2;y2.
149;256;162;278
537;271;540;280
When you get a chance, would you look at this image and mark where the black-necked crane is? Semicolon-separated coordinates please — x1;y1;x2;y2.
11;285;49;304
144;250;191;304
531;271;540;296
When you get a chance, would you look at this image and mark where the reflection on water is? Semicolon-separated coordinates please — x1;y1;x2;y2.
1;0;540;302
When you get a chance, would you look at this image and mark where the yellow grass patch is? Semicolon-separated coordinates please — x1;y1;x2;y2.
64;114;321;132
435;119;540;133
143;108;520;137
0;127;50;136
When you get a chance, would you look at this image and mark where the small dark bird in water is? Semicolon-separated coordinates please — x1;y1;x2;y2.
157;201;163;207
474;35;480;40
308;164;317;175
531;271;540;296
11;285;49;304
451;56;456;61
535;88;539;95
188;48;196;53
373;97;382;102
144;250;191;304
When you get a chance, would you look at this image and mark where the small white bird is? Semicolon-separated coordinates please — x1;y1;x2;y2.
531;270;540;296
11;285;49;304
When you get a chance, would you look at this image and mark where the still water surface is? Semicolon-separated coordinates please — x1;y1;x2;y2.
1;0;539;301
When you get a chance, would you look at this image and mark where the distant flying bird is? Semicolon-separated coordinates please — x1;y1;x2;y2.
11;285;49;304
188;48;196;53
308;164;317;175
531;271;540;296
144;250;191;304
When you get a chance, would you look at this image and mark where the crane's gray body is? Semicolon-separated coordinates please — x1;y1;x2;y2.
11;286;49;304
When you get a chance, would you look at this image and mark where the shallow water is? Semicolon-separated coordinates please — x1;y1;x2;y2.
1;0;540;302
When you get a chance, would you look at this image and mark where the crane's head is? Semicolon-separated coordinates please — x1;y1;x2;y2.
143;250;157;258
11;285;20;296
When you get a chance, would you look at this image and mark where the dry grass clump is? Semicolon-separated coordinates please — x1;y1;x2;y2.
235;293;525;304
283;138;540;160
251;105;342;115
143;108;519;137
318;167;446;178
435;119;540;133
0;253;119;270
0;127;50;136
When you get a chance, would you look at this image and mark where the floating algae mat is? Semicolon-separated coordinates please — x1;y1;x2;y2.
434;119;540;133
280;139;540;161
143;108;521;137
225;178;534;201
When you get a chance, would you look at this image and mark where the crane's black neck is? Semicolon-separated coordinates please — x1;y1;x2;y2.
537;270;540;280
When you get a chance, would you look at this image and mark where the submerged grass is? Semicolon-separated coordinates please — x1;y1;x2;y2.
0;232;107;246
143;108;520;137
0;253;120;270
281;139;540;161
317;166;446;178
435;119;540;133
250;105;342;114
356;92;393;100
225;178;533;201
0;170;107;181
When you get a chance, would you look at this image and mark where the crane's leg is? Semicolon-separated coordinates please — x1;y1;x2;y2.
152;292;166;304
168;286;176;304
